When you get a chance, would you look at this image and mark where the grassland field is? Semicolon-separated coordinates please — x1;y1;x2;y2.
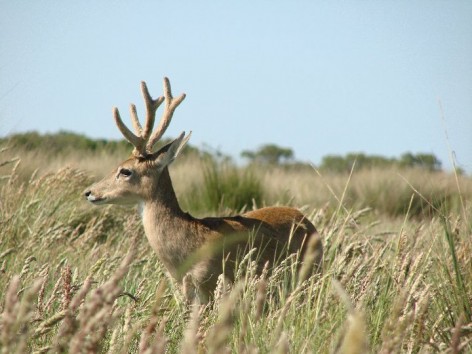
0;145;471;353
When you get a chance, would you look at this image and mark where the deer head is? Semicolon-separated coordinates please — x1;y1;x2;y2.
84;77;190;205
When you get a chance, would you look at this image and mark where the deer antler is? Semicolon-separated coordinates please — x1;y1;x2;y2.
113;77;186;158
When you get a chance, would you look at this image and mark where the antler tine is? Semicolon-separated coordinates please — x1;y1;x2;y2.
113;107;145;155
113;78;184;157
146;77;186;152
141;81;165;141
129;104;142;136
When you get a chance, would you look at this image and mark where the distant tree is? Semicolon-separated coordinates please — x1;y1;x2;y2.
320;153;395;173
400;152;441;171
0;131;197;158
319;152;442;173
319;155;349;173
241;144;294;165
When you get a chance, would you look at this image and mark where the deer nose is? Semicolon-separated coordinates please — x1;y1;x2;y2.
84;190;92;198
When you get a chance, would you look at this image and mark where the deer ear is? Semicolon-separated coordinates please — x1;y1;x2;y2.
153;131;191;169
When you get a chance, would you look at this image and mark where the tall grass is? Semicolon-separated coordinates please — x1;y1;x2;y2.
182;158;264;215
0;149;471;353
260;165;471;218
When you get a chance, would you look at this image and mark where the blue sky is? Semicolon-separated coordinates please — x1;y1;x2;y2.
1;1;471;172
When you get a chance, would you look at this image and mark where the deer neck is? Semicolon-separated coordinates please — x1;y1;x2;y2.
142;166;191;226
141;166;196;278
146;167;183;214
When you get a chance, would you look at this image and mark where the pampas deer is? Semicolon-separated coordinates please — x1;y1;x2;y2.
84;77;322;302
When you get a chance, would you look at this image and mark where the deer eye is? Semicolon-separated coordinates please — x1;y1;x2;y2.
118;168;133;178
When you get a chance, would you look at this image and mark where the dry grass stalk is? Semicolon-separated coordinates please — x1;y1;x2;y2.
118;322;141;354
67;246;136;353
206;282;244;354
122;304;133;335
61;264;72;310
336;312;369;354
274;331;290;354
33;309;67;338
450;314;465;354
53;276;93;352
298;233;323;284
142;319;168;354
0;276;43;354
107;327;120;354
213;273;231;305
267;280;310;352
237;302;249;354
1;276;21;352
0;248;15;260
255;276;267;323
139;281;168;353
0;260;6;275
379;290;410;354
407;285;431;352
36;267;49;317
180;302;204;354
19;255;36;280
43;275;65;314
332;279;369;354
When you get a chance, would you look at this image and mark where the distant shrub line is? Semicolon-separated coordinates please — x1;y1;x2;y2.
0;131;131;156
1;131;469;220
1;131;448;173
